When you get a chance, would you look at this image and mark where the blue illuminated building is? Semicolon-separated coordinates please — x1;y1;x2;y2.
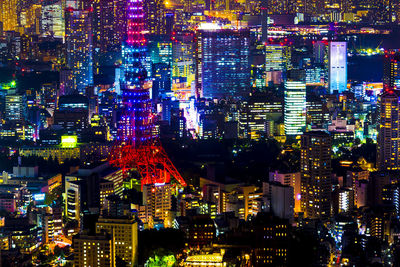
198;28;250;99
328;41;347;93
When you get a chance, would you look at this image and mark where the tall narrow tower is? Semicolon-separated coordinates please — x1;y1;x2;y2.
300;131;332;219
261;0;268;44
109;0;186;188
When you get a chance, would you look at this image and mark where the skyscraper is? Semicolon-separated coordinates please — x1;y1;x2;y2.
65;9;93;94
142;183;174;227
265;44;290;72
261;0;268;43
301;131;332;219
284;80;306;135
383;49;400;90
144;0;165;34
0;0;18;32
377;90;400;170
41;2;64;38
265;44;290;85
5;94;27;122
196;28;250;98
91;0;127;52
328;41;347;93
313;40;326;65
93;0;115;52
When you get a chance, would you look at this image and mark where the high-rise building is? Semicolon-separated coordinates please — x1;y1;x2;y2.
41;2;64;38
73;232;115;267
377;90;400;170
265;44;291;85
328;41;347;93
239;93;283;140
306;93;328;128
5;94;27;122
172;32;194;83
196;28;250;98
65;9;93;94
21;4;42;35
96;217;138;266
261;0;268;43
300;131;332;219
144;0;165;34
265;44;290;72
92;0;127;52
383;49;400;90
92;0;115;52
313;41;326;65
142;183;174;227
0;0;18;32
284;81;306;135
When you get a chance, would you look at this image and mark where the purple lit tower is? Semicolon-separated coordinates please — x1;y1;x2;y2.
109;0;187;188
119;0;153;145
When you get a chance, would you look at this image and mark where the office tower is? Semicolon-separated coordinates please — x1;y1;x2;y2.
92;0;127;52
265;44;290;85
383;49;400;90
41;2;64;38
144;0;165;34
20;4;41;35
313;40;326;65
5;94;27;122
0;0;18;32
92;0;115;52
284;81;306;135
261;0;268;43
114;0;127;46
328;41;347;93
196;28;250;98
383;184;400;216
172;32;194;82
96;217;138;266
73;232;115;267
301;131;332;219
265;44;290;72
65;9;93;94
306;93;328;128
142;184;174;227
165;11;174;36
377;90;400;170
239;93;283;140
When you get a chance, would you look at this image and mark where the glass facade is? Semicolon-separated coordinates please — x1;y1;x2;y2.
284;81;306;135
328;41;347;93
200;29;250;99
